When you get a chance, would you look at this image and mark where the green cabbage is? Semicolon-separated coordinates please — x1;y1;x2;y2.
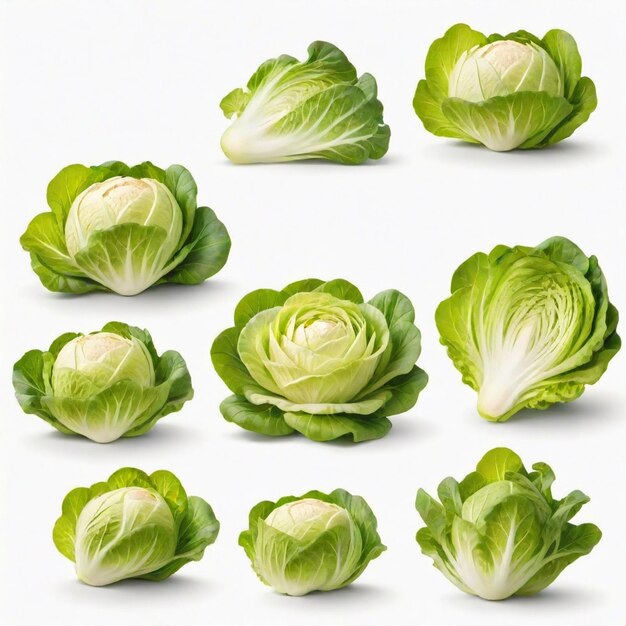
240;489;385;595
220;41;390;164
436;237;620;421
211;278;428;442
20;161;231;295
416;448;602;600
13;321;193;442
413;24;597;150
53;468;219;586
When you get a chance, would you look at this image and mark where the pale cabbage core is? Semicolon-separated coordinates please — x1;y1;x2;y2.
448;40;563;102
265;498;350;541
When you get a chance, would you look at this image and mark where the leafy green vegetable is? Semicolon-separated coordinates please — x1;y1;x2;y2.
54;467;219;586
21;162;231;295
220;41;390;164
436;237;620;421
211;278;427;442
416;448;601;600
240;488;385;595
413;24;597;150
13;321;193;442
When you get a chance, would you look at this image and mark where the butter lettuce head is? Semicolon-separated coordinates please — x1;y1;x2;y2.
436;237;620;421
53;468;219;586
20;161;231;295
240;489;385;595
413;24;597;150
13;321;193;442
211;278;428;442
220;41;390;164
416;448;602;600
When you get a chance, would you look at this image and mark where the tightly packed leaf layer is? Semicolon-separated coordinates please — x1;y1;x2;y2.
53;468;219;585
240;489;385;595
13;321;194;442
211;278;428;442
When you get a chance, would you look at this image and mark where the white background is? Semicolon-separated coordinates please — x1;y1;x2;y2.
1;1;625;625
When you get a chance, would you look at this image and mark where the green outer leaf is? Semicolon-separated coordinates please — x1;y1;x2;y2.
371;366;428;418
476;448;525;482
220;395;293;436
270;82;389;164
283;411;392;442
278;279;322;297
314;278;364;303
423;23;488;102
541;30;582;100
19;212;81;275
142;497;220;581
542;77;597;146
29;252;103;294
53;468;219;582
42;379;171;443
13;321;193;441
234;289;288;327
220;87;252;119
211;327;260;396
13;350;73;433
46;163;113;222
516;523;601;595
413;79;475;140
164;164;197;246
160;206;231;285
441;92;572;151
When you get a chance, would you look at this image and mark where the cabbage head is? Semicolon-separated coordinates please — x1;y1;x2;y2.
53;467;219;586
220;41;390;164
13;321;193;442
240;488;385;595
21;161;231;295
211;278;428;442
413;24;597;150
416;447;601;600
436;237;620;421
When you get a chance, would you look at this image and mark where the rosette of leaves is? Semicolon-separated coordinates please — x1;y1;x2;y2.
211;278;427;442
